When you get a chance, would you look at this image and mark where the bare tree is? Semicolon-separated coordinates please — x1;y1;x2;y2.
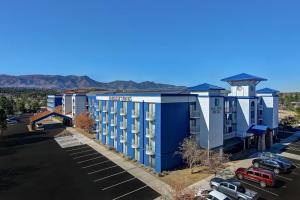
178;136;230;174
177;136;205;174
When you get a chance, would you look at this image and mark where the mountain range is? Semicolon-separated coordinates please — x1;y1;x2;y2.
0;75;185;90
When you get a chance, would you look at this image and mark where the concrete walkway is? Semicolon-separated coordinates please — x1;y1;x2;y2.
66;127;173;199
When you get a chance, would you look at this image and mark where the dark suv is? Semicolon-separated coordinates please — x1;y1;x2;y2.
252;158;290;174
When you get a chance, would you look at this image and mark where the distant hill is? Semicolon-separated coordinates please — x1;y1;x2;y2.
0;74;185;90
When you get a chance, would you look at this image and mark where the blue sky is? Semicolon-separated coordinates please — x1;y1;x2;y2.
0;0;299;91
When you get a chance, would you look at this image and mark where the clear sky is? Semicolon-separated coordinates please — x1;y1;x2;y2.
0;0;299;91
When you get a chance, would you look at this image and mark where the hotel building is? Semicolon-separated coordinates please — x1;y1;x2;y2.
67;73;279;173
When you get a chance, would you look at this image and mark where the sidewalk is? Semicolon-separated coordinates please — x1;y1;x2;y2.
66;127;173;199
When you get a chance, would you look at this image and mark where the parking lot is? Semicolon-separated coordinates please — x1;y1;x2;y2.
225;138;300;200
0;115;159;200
57;138;160;200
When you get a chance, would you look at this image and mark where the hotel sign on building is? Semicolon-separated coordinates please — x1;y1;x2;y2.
109;96;132;102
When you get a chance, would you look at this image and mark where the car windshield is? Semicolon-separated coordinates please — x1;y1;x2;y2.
237;186;245;193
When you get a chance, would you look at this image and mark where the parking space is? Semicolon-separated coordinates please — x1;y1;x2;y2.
284;139;300;155
62;144;159;200
231;139;300;200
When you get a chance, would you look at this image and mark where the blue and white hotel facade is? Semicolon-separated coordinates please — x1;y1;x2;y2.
88;93;194;173
47;95;62;111
82;73;279;173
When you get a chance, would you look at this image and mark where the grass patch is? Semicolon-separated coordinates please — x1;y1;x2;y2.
159;166;213;188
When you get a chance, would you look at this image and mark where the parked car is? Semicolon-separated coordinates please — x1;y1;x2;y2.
35;123;44;130
6;119;17;124
206;190;231;200
235;167;275;187
210;178;258;200
252;158;290;174
258;152;293;168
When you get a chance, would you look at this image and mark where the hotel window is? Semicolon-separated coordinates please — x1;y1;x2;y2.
250;101;255;124
215;99;220;107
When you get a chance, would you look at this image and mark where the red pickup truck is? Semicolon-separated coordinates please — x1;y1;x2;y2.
235;167;275;187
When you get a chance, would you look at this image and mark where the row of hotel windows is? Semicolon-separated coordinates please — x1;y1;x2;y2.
95;101;156;168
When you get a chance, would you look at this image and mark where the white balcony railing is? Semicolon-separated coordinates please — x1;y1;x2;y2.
110;131;116;139
102;118;108;124
146;111;155;121
190;110;201;118
131;124;139;133
110;119;116;126
131;109;139;118
145;128;155;138
190;125;200;134
146;144;155;155
103;128;108;135
120;135;126;143
102;106;108;112
120;121;127;129
131;138;139;148
120;108;126;116
110;107;116;114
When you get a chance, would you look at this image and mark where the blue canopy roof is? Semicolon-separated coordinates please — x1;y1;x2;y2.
247;125;269;136
221;73;267;82
256;88;279;94
188;83;225;92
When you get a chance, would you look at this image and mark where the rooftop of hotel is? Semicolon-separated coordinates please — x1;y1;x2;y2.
256;88;280;94
188;83;225;92
221;73;267;82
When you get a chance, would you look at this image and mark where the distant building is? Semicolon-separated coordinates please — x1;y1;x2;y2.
75;73;279;173
47;95;62;111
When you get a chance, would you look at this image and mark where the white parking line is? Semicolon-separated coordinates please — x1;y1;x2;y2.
77;156;104;164
287;147;300;151
239;180;279;197
101;177;136;190
73;152;98;159
82;160;111;169
275;175;293;181
70;149;94;155
94;171;126;182
66;146;89;152
88;165;117;175
112;185;148;200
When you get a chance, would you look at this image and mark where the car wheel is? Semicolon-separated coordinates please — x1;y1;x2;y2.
260;181;266;187
211;185;217;190
237;174;244;180
254;162;260;168
274;168;280;174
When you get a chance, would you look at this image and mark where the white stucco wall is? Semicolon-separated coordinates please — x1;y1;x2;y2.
198;96;224;149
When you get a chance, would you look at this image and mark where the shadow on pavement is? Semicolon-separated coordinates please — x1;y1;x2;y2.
0;165;40;191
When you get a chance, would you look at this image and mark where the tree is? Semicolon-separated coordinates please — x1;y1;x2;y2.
74;112;95;133
0;96;14;115
177;136;206;174
15;100;25;113
54;105;62;114
0;109;7;139
178;136;230;174
280;116;297;128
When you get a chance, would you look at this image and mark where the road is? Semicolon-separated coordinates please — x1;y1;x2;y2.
0;114;159;200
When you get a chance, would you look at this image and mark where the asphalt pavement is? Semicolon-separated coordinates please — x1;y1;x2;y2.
0;115;159;200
